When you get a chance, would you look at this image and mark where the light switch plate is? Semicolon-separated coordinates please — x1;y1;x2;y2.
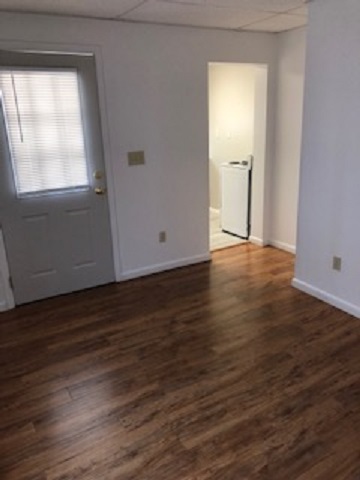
128;150;145;166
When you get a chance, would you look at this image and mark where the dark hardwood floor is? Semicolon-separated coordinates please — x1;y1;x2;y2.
1;245;360;480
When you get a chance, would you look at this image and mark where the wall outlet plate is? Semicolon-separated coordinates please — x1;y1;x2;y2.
128;150;145;166
159;231;166;243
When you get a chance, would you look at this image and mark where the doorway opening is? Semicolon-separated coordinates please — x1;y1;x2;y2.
208;62;268;252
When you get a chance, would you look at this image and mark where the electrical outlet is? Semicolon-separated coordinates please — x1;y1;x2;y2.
332;256;342;272
159;231;166;243
128;150;145;166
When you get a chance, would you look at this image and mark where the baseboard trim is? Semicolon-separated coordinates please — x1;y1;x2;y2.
269;240;296;254
118;253;211;282
292;278;360;319
249;235;266;247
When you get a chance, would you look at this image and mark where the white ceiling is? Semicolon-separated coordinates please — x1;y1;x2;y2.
0;0;309;33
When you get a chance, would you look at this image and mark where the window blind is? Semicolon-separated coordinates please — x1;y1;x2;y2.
0;69;89;195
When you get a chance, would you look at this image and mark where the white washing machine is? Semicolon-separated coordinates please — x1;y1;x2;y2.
221;157;252;239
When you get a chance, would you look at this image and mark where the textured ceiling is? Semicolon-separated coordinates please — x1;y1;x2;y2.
0;0;309;33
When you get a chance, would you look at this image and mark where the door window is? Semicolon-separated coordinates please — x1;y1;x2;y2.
0;69;89;196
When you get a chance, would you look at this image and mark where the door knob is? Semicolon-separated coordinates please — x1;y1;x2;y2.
93;170;103;180
94;187;107;195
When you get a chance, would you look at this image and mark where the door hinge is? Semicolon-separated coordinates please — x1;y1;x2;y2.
9;276;14;290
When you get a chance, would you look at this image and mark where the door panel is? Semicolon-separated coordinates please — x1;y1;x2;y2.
66;207;95;269
23;213;56;276
0;51;115;304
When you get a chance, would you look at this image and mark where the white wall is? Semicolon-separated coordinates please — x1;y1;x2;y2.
209;63;256;210
0;12;277;283
270;27;306;254
294;0;360;317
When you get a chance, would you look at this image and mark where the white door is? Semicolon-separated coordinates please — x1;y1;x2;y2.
0;51;115;304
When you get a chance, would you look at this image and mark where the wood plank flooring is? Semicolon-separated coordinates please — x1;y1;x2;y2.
1;245;360;479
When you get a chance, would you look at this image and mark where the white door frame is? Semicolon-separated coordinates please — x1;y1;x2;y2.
0;39;124;283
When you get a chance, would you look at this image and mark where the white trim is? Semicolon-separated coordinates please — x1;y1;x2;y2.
209;207;220;215
269;240;296;254
92;47;124;282
118;254;211;281
0;231;15;312
249;235;266;247
292;278;360;319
